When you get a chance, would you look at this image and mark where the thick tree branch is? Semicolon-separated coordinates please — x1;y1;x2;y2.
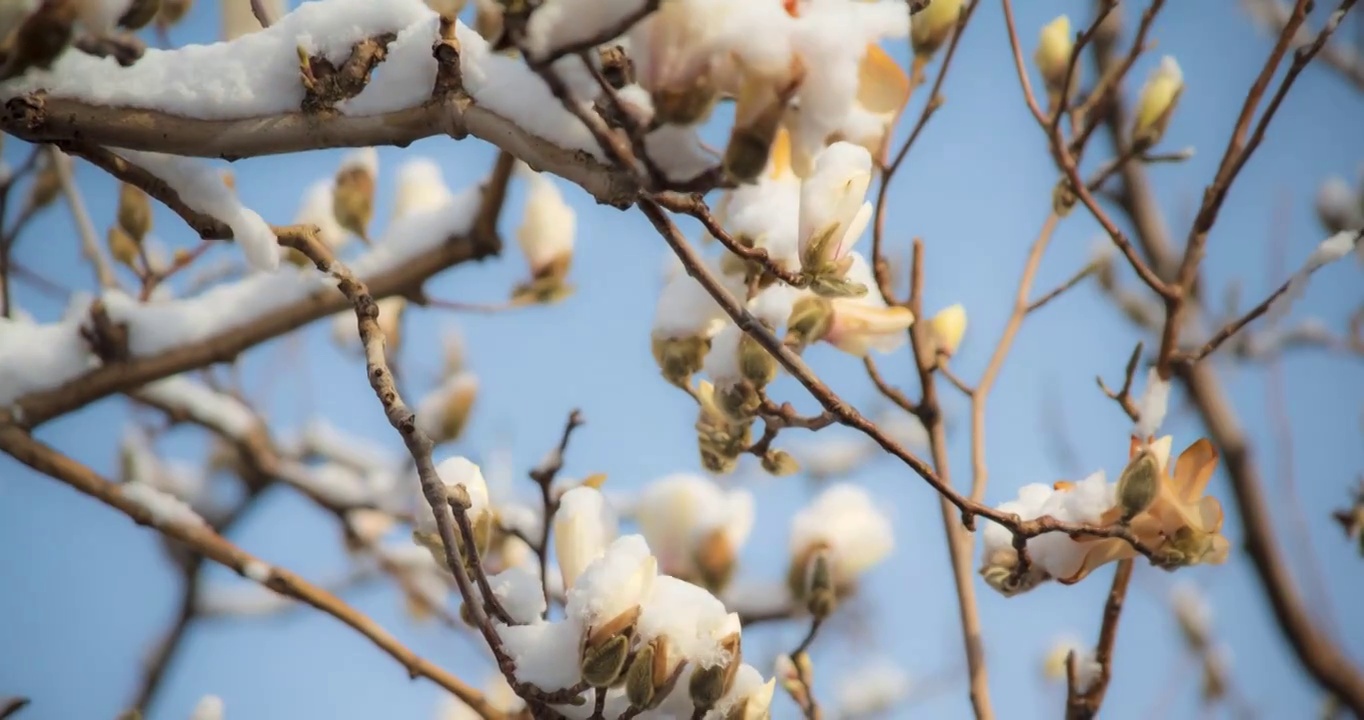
0;425;502;719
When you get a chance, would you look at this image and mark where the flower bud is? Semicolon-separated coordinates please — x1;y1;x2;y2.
28;153;64;211
1116;448;1160;522
652;334;709;387
157;0;192;27
4;0;76;80
625;638;659;709
117;182;153;242
1051;176;1077;217
653;76;719;126
332;150;377;244
910;0;962;59
784;296;833;352
808;271;868;299
1034;15;1075;100
760;448;799;477
738;332;778;387
926;303;967;357
803;550;836;619
690;663;728;711
581;632;631;688
1132;56;1184;150
118;0;161;30
106;224;141;269
694;527;737;594
716;381;760;422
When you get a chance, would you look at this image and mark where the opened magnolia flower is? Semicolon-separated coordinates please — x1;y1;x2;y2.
786;252;913;357
797;141;873;295
980;435;1229;596
554;486;620;591
632;473;755;592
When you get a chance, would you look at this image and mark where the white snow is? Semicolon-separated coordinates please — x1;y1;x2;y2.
523;0;648;60
122;480;208;529
295;417;397;474
487;565;547;624
0;313;101;408
243;560;273;583
636;574;734;669
499;617;585;690
112;149;279;272
1133;367;1171;439
136;374;258;440
564;534;657;630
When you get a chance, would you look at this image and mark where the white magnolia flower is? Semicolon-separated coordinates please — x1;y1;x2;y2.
553;486;619;591
789;483;894;590
707;663;775;720
633;474;754;588
517;164;575;278
189;694;225;720
415;456;491;535
825;253;915;356
798;142;873;274
393;158;454;221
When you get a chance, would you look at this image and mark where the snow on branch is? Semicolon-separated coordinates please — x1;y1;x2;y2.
0;0;639;205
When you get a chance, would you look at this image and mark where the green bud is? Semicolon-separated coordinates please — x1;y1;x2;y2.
803;550;836;619
1051;177;1077;218
785;296;833;352
808;273;868;299
581;633;631;688
716;381;760;422
651;335;709;388
738;332;778;387
624;640;657;709
760;448;799;477
689;663;728;711
1116;449;1160;523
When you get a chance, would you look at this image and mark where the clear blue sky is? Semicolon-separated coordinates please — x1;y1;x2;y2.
2;2;1362;719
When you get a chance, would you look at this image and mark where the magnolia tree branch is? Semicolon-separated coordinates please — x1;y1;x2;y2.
1084;2;1364;712
1064;559;1134;719
0;425;502;719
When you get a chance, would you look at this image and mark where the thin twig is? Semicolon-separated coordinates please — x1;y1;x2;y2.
50;149;118;289
1064;559;1134;719
530;409;585;615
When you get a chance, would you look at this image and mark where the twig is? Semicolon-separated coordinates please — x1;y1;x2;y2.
789;617;825;720
0;697;29;719
1096;342;1144;422
529;409;584;615
862;356;917;413
50;148;118;289
0;425;503;719
1026;262;1097;314
250;0;276;29
1064;559;1134;719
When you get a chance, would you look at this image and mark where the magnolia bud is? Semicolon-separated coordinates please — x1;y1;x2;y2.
808;271;867;299
157;0;192;27
910;0;962;59
28;154;64;211
117;182;152;242
785;296;833;352
412;529;453;572
803;550;836;618
716;381;760;422
333;164;375;244
926;303;967;357
689;663;729;711
652;334;709;387
653;76;719;126
118;0;161;29
106;224;141;269
760;448;799;477
694;528;737;593
738;332;778;387
1132;56;1184;150
1116;448;1160;522
581;633;631;688
1051;176;1077;217
624;639;658;709
1034;15;1075;100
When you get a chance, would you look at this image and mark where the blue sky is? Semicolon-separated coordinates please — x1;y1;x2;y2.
2;1;1362;719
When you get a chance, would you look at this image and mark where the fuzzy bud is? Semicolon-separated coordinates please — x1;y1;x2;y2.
581;633;631;688
1116;448;1160;522
624;638;659;709
106;224;141;269
926;303;967;357
118;0;161;29
785;296;833;352
1132;56;1184;150
1035;15;1075;100
716;381;761;422
117;182;153;242
910;0;962;58
1051;176;1078;217
333;163;375;244
28;154;64;211
652;334;709;387
694;528;737;594
760;448;799;477
3;0;76;80
653;76;719;126
803;550;836;619
738;332;778;387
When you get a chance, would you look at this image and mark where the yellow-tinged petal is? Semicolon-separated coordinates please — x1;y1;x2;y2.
1061;538;1137;584
1172;438;1218;503
827;303;915;356
857;44;911;118
768;127;794;180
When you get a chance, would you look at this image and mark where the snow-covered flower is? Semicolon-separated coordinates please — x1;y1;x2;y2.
393;158;454;221
566;535;658;687
553;486;619;591
190;694;225;720
515;164;575;299
706;663;775;720
412;456;494;571
980;436;1229;595
414;372;479;446
1314;175;1364;235
632;575;735;712
632;473;755;591
836;43;912;164
822;253;915;356
788;483;894;597
1132;56;1184;148
798;142;873;292
651;266;732;387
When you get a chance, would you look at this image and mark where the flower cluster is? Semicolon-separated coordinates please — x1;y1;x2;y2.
980;435;1230;596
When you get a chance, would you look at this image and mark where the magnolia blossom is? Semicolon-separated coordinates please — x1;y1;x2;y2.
835;43;912;162
412;457;493;570
414;372;479;446
566;534;658;634
190;694;225;720
788;483;894;594
797;142;873;279
925;303;967;357
1034;15;1075;97
707;663;775;720
823;253;915;356
1043;636;1101;692
980;436;1230;596
632;473;755;590
291;180;349;254
1132;56;1184;147
553;486;620;591
517;165;575;280
393;158;454;221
